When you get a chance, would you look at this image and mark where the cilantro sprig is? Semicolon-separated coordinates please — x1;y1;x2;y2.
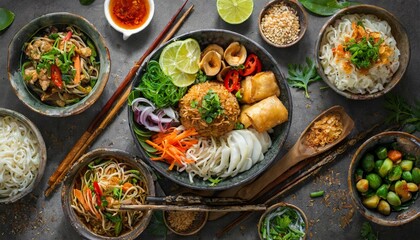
287;58;322;98
384;95;420;133
345;36;383;69
199;90;224;123
361;222;378;240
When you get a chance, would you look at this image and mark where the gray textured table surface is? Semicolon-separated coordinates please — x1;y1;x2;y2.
0;0;419;239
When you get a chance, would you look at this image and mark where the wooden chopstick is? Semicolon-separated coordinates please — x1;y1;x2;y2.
45;1;193;197
215;123;382;238
117;204;267;212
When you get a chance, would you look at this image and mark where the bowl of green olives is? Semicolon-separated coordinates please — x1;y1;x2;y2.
348;131;420;226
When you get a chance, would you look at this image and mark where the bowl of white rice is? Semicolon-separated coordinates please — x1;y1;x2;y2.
0;108;47;203
315;5;409;100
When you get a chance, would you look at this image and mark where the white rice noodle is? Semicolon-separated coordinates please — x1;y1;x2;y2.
184;129;272;182
319;14;400;94
0;116;40;198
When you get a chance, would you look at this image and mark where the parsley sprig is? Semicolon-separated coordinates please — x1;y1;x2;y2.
287;58;322;98
361;222;378;240
345;36;383;69
384;95;420;132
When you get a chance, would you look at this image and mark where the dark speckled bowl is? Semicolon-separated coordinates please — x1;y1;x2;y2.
315;5;409;100
8;12;110;117
128;29;292;190
348;131;420;226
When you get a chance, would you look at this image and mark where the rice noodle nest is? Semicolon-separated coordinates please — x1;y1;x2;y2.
178;81;240;137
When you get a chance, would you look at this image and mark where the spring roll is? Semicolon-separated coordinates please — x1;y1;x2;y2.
240;95;288;132
241;71;280;104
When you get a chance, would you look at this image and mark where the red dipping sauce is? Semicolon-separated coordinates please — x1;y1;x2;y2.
110;0;150;29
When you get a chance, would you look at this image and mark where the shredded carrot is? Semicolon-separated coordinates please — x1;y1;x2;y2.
74;189;89;211
73;54;81;84
146;128;198;170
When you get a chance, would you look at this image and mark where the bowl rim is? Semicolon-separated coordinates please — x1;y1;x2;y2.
0;107;47;204
61;148;156;239
7;12;111;117
348;131;420;226
104;0;155;40
258;0;308;48
128;28;292;191
258;202;308;240
314;4;410;100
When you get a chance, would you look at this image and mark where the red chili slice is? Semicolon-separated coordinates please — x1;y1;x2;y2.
63;31;72;41
239;54;262;76
93;181;102;206
50;65;63;89
224;70;241;92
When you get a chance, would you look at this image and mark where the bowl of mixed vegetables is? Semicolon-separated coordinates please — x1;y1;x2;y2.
349;131;420;226
258;202;308;240
8;12;110;117
127;29;292;190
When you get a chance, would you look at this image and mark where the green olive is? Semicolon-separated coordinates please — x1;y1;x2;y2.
376;184;389;199
361;153;375;172
395;180;410;200
374;160;384;174
377;200;391;216
400;160;413;171
366;173;382;190
402;171;413;182
407;182;419;192
412;167;420;184
388;165;403;181
363;195;380;209
386;191;401;206
375;147;388;160
401;192;412;203
356;179;369;193
355;168;364;182
379;158;393;178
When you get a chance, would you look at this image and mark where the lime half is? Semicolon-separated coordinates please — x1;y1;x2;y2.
216;0;254;24
175;38;201;74
159;41;183;76
169;68;196;87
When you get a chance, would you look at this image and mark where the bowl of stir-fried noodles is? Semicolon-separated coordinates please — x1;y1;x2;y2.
8;12;110;117
61;148;155;239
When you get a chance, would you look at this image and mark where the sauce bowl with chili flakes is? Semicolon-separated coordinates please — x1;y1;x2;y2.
258;0;307;48
104;0;155;40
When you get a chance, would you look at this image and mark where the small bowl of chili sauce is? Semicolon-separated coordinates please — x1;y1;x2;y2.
104;0;155;40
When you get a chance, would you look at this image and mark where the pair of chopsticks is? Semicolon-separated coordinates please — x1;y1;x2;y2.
117;204;267;212
45;0;194;197
215;123;382;237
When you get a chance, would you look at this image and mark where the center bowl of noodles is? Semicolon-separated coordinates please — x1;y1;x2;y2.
61;148;155;239
0;108;47;204
127;29;292;190
8;12;111;117
315;5;409;100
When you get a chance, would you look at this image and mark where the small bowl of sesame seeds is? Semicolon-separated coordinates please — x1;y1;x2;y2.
259;0;307;48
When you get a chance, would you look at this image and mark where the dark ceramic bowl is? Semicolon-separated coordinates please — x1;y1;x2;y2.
163;210;208;236
315;5;409;100
61;148;155;239
258;202;308;240
348;131;420;226
128;29;292;190
0;108;47;204
259;0;308;48
8;12;110;117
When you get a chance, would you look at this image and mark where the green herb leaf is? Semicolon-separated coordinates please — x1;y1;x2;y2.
208;177;222;186
344;37;382;69
195;69;208;84
0;8;15;31
198;90;224;123
299;0;359;16
384;95;420;132
287;57;321;98
145;211;167;237
360;222;378;240
79;0;96;5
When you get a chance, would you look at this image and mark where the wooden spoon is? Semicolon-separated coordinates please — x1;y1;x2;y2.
216;105;355;200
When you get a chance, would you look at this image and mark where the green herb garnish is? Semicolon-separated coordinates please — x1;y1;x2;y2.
360;222;378;240
208;177;222;186
287;58;321;98
384;95;420;133
195;69;208;84
344;37;383;69
190;99;198;108
299;0;358;16
235;90;243;101
0;8;14;31
199;90;224;124
234;122;245;130
79;0;96;5
260;206;306;240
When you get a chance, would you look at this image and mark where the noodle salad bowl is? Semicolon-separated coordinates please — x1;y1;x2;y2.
0;108;47;204
8;12;111;117
61;148;155;239
315;5;409;100
128;29;292;190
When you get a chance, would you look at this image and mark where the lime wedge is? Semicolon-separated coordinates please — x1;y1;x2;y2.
175;38;201;74
216;0;254;24
159;41;183;76
169;68;196;87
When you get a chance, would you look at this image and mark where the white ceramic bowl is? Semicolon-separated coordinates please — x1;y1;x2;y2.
104;0;155;40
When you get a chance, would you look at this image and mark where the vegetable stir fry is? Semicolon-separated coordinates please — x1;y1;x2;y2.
21;26;99;107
